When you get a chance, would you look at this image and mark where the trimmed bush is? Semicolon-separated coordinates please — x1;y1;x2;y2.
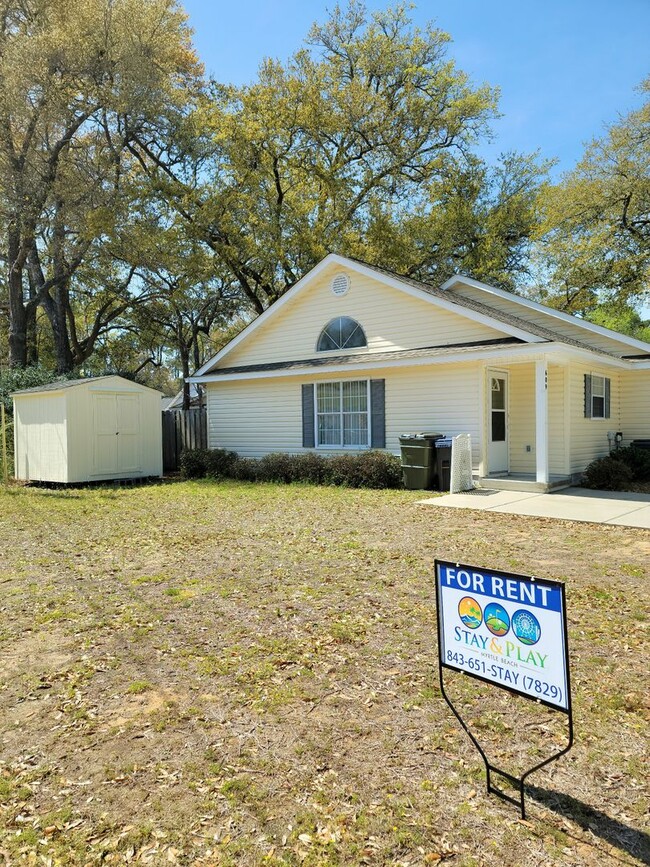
179;448;210;479
229;457;260;482
322;451;402;489
610;446;650;482
582;455;635;491
291;452;328;484
257;452;297;484
177;448;404;489
204;449;238;479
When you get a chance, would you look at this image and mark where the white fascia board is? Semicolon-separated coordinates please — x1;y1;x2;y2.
441;274;650;354
197;255;546;376
190;343;632;385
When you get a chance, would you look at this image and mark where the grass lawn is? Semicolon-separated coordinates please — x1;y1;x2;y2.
0;480;648;866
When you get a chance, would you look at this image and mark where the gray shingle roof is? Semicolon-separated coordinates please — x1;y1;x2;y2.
12;375;120;395
204;337;530;377
347;258;621;357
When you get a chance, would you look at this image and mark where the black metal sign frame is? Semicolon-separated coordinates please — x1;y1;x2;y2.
435;559;574;819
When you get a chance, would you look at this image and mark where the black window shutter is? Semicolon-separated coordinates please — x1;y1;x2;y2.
370;379;386;448
302;384;315;448
604;377;611;419
584;374;592;418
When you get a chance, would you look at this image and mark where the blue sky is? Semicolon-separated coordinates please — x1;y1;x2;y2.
181;0;649;179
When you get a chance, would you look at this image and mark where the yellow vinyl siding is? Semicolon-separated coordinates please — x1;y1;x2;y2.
568;363;621;474
207;361;484;468
620;370;650;442
221;267;507;368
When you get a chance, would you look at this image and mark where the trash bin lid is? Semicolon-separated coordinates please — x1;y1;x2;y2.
436;437;453;447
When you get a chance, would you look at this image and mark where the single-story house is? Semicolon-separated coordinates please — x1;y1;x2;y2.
189;254;650;491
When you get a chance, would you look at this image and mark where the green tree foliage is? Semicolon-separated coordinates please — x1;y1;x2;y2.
127;220;239;406
536;78;650;318
136;2;547;314
0;0;202;370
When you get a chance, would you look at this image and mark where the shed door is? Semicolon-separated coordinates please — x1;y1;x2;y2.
116;395;141;472
93;393;142;475
94;394;119;474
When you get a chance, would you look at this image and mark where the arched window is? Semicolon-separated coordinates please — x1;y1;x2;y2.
317;317;367;352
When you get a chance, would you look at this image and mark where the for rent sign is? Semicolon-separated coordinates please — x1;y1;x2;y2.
435;561;570;712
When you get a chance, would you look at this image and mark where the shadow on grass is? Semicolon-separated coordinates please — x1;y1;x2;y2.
528;785;650;864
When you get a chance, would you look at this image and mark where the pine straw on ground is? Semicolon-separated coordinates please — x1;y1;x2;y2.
0;480;648;867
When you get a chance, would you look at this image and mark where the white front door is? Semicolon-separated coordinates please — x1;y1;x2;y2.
487;371;509;475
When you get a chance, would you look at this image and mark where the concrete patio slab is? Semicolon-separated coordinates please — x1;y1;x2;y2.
418;487;650;529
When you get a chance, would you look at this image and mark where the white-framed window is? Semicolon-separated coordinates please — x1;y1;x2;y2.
316;380;369;447
584;373;610;419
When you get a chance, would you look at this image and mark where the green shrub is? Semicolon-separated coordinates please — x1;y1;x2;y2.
204;449;238;479
582;455;635;491
291;452;328;484
178;448;403;489
322;451;402;489
257;452;297;483
610;446;650;482
179;448;210;479
0;365;73;413
229;457;260;482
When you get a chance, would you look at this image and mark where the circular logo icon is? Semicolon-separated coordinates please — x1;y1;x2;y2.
484;603;510;636
512;609;541;645
458;596;482;629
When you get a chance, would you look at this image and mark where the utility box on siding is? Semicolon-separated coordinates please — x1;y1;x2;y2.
12;376;163;484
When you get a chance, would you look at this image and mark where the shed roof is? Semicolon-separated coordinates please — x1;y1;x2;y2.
12;375;162;397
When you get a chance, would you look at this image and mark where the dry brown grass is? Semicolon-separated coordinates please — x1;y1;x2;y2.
0;479;648;866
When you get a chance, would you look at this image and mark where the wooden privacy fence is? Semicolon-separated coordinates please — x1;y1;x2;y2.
162;408;207;472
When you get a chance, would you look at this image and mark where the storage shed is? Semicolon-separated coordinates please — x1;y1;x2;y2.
12;375;163;484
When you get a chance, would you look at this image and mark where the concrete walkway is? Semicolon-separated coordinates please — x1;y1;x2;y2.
418;486;650;529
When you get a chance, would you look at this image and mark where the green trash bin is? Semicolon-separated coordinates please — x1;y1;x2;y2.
399;432;444;490
435;436;453;491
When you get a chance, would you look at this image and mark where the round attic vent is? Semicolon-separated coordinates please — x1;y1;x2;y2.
331;272;350;297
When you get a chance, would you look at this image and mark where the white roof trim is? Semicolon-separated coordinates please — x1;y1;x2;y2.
441;274;650;354
195;254;546;376
189;343;630;384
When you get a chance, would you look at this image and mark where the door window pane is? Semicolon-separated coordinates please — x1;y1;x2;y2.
491;378;505;410
491;411;506;442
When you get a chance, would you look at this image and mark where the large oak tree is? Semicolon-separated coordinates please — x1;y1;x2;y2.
0;0;202;370
536;78;650;318
134;2;547;316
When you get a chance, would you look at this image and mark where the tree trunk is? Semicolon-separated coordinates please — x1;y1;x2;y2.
40;288;75;373
28;243;75;374
180;350;191;410
7;228;28;368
